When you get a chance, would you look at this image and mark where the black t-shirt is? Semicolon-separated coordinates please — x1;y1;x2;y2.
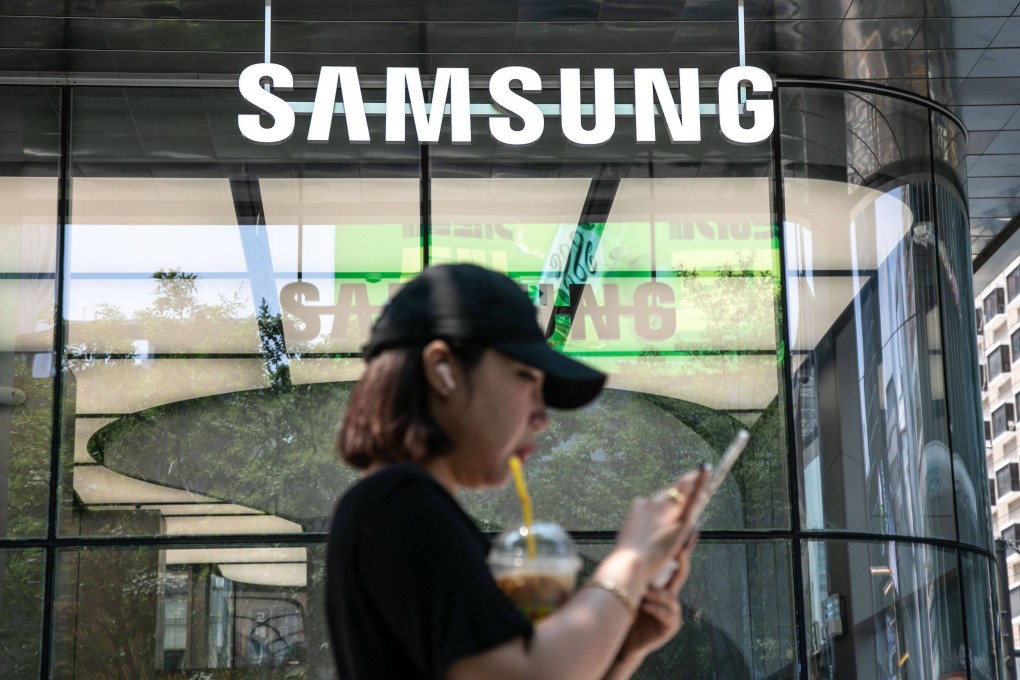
326;464;533;679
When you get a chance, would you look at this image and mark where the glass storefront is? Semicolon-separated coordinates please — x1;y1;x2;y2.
0;74;1001;678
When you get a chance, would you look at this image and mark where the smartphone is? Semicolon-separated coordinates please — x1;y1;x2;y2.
650;429;750;588
681;429;749;533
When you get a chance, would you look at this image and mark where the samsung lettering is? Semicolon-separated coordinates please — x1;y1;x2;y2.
238;64;774;146
279;280;678;343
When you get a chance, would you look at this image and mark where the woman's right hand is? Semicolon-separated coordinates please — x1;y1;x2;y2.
610;467;711;585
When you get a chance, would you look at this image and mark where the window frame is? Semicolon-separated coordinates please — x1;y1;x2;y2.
988;344;1011;380
991;401;1016;439
984;287;1006;322
1007;266;1020;301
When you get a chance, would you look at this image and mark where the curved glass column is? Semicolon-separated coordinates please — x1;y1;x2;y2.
781;87;952;541
780;84;1001;679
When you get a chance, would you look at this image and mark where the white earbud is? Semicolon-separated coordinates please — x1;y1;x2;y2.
436;363;456;392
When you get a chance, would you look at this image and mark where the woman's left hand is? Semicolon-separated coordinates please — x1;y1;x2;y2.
614;534;698;668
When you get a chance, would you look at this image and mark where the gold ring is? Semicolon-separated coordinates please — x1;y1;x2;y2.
666;488;686;505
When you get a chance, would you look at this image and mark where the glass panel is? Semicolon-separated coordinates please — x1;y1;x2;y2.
577;539;796;679
783;88;953;539
62;87;421;537
53;544;333;679
961;552;1002;680
803;539;966;679
932;111;994;551
0;85;60;539
433;152;788;532
0;548;45;679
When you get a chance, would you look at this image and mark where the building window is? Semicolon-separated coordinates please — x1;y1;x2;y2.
977;308;984;333
981;365;988;392
992;402;1016;439
1008;267;1020;301
991;478;997;506
986;419;993;443
984;288;1006;322
159;571;189;670
988;345;1011;380
1004;523;1020;544
997;464;1020;498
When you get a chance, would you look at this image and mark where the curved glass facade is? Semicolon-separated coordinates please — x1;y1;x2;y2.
0;76;1001;679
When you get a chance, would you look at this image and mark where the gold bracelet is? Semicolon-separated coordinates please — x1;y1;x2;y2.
583;578;638;620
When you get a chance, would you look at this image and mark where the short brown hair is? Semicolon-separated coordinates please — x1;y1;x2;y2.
335;343;485;469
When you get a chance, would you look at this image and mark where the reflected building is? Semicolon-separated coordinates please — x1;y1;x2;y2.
0;2;1009;679
977;254;1020;661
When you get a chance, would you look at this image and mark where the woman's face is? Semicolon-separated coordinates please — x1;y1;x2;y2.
430;348;550;490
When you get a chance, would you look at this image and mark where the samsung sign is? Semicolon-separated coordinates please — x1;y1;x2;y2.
238;64;774;147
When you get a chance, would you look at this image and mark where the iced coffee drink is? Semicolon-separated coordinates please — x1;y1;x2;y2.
489;522;581;622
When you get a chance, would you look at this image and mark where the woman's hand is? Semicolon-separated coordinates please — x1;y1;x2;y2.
602;535;699;680
450;471;707;680
609;467;709;584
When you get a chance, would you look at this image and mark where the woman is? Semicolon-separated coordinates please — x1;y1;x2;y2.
327;264;708;680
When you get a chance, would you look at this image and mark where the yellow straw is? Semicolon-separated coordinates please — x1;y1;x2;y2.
508;456;537;558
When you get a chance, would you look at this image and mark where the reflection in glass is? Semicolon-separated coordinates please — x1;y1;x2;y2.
53;545;331;679
63;88;422;538
262;177;422;354
803;539;966;679
0;549;44;679
960;552;1002;679
576;540;795;679
432;169;789;531
36;79;999;679
75;384;359;535
784;89;953;540
0;85;59;539
933;111;994;551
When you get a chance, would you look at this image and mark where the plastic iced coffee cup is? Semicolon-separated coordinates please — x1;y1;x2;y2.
488;521;582;622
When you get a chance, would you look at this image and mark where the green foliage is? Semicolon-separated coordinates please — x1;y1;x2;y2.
0;550;44;680
6;357;51;538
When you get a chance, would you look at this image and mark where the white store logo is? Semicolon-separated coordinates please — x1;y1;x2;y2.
237;64;774;147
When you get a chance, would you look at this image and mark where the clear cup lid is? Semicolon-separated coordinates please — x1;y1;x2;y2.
488;521;581;571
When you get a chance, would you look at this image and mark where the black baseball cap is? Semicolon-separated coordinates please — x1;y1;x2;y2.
363;264;606;409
